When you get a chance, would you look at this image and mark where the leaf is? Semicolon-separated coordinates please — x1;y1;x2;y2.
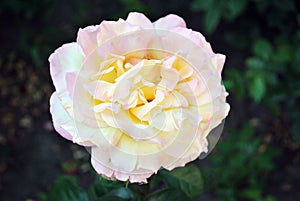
225;0;247;20
224;69;246;100
89;175;125;199
273;43;292;63
253;38;273;60
204;9;221;34
145;188;190;201
99;187;136;201
190;0;214;11
46;176;89;201
246;57;264;70
159;163;203;198
249;74;266;102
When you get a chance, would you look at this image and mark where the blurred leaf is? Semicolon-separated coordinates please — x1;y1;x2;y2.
89;175;125;199
249;74;266;102
246;57;265;70
145;188;190;201
253;38;273;60
224;69;246;100
225;0;247;20
190;0;213;11
240;188;262;200
98;187;136;201
204;9;221;34
159;163;203;198
273;43;292;63
46;176;89;201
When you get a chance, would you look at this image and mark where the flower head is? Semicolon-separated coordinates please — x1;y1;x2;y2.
49;12;230;183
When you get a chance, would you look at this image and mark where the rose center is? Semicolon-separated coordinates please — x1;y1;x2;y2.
140;86;156;102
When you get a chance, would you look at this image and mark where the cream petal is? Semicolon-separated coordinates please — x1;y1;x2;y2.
162;119;199;159
130;90;164;120
154;14;186;29
65;72;78;99
84;80;113;101
50;93;73;141
126;12;153;29
109;146;137;172
91;147;114;177
101;109;158;141
94;103;120;113
158;67;180;91
98;19;140;44
77;25;100;56
50;92;95;146
49;43;84;94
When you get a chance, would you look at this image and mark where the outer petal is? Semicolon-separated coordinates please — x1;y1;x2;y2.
50;92;73;141
77;25;100;56
154;14;186;30
98;19;140;44
126;12;153;29
50;93;103;147
170;27;226;76
49;43;84;93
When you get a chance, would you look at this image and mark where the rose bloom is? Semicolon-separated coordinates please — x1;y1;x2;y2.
49;12;230;183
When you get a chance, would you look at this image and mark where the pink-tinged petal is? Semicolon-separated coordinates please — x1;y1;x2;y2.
65;72;78;99
84;80;113;101
154;14;186;29
77;25;100;56
50;94;102;147
170;27;213;53
49;43;84;94
128;173;152;183
50;93;73;141
158;67;180;90
126;12;153;29
98;19;140;44
109;147;138;172
91;147;114;177
212;53;226;77
130;90;164;120
100;109;158;141
162;119;199;159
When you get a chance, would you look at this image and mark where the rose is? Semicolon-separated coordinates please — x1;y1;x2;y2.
49;12;230;183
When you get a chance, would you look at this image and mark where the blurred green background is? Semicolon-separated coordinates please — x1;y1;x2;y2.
0;0;299;201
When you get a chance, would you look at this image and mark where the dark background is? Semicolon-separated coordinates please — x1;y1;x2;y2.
0;0;299;200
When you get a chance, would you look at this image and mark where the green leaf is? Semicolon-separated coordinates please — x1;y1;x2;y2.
99;187;136;201
204;9;221;34
89;175;125;199
224;69;246;100
253;38;273;60
46;176;89;201
225;0;247;20
145;188;190;201
159;163;203;198
246;57;265;70
273;43;292;63
249;74;266;102
190;0;214;11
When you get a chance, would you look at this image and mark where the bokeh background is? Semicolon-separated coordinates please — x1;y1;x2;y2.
0;0;299;201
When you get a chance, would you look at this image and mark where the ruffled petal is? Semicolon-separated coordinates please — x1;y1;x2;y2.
126;12;153;29
49;43;84;94
77;25;100;56
154;14;186;29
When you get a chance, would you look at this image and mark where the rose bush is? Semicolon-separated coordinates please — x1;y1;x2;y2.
49;12;230;183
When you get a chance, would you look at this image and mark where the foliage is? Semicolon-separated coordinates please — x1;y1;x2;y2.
40;163;203;201
192;0;300;140
191;0;248;33
204;123;281;201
